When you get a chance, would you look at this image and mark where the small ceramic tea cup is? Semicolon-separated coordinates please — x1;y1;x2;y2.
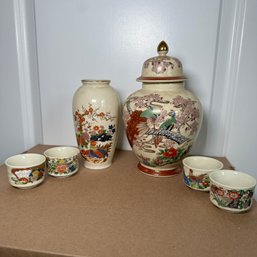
44;146;80;177
182;156;223;191
209;170;256;213
5;153;46;189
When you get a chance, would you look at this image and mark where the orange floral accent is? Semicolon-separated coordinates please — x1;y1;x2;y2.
217;188;224;196
90;141;97;146
163;147;177;158
202;181;209;187
56;165;67;173
19;177;29;184
229;191;240;200
81;149;89;156
93;126;99;130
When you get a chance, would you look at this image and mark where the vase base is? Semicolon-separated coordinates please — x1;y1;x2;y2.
84;162;112;170
137;163;182;177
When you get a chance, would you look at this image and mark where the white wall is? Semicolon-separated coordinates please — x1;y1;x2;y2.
225;0;257;181
0;0;42;164
0;0;24;162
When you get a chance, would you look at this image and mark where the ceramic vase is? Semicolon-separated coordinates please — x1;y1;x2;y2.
73;80;120;169
123;41;203;177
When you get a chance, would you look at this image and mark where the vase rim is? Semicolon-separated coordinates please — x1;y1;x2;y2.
81;79;110;84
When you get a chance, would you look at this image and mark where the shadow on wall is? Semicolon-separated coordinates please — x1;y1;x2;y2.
190;111;207;155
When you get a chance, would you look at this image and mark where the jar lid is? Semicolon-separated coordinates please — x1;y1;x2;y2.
137;41;186;82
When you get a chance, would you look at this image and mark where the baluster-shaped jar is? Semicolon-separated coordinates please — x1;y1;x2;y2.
123;41;203;177
73;80;120;169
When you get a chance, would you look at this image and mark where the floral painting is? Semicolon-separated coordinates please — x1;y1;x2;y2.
74;104;116;164
144;56;182;74
123;93;201;167
11;164;45;185
210;185;254;210
47;156;78;176
183;168;210;190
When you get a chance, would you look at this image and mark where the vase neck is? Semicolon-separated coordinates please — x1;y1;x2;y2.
82;80;110;87
142;82;185;91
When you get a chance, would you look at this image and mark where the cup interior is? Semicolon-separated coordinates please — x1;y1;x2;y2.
5;153;46;168
210;170;256;189
183;156;223;172
44;147;79;159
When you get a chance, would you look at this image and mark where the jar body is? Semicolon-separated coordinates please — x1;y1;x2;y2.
73;80;120;169
123;82;202;177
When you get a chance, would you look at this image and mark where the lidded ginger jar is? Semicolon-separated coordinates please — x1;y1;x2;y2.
123;41;203;177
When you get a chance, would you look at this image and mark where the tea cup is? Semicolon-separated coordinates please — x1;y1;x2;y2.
209;170;256;213
5;153;46;189
44;146;80;177
182;156;223;191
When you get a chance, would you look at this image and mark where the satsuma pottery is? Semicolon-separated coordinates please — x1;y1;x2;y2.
209;170;256;213
44;146;80;177
182;156;223;191
73;80;120;169
5;153;46;189
123;41;203;177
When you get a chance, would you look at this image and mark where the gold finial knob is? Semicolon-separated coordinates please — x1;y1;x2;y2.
157;41;169;55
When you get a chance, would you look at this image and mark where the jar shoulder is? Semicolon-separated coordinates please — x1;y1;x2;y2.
74;85;119;99
73;85;120;111
126;87;200;102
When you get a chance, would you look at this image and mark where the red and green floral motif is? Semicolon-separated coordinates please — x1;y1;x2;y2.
74;104;116;163
123;93;200;167
138;146;190;167
47;156;78;176
183;169;210;190
210;185;254;210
